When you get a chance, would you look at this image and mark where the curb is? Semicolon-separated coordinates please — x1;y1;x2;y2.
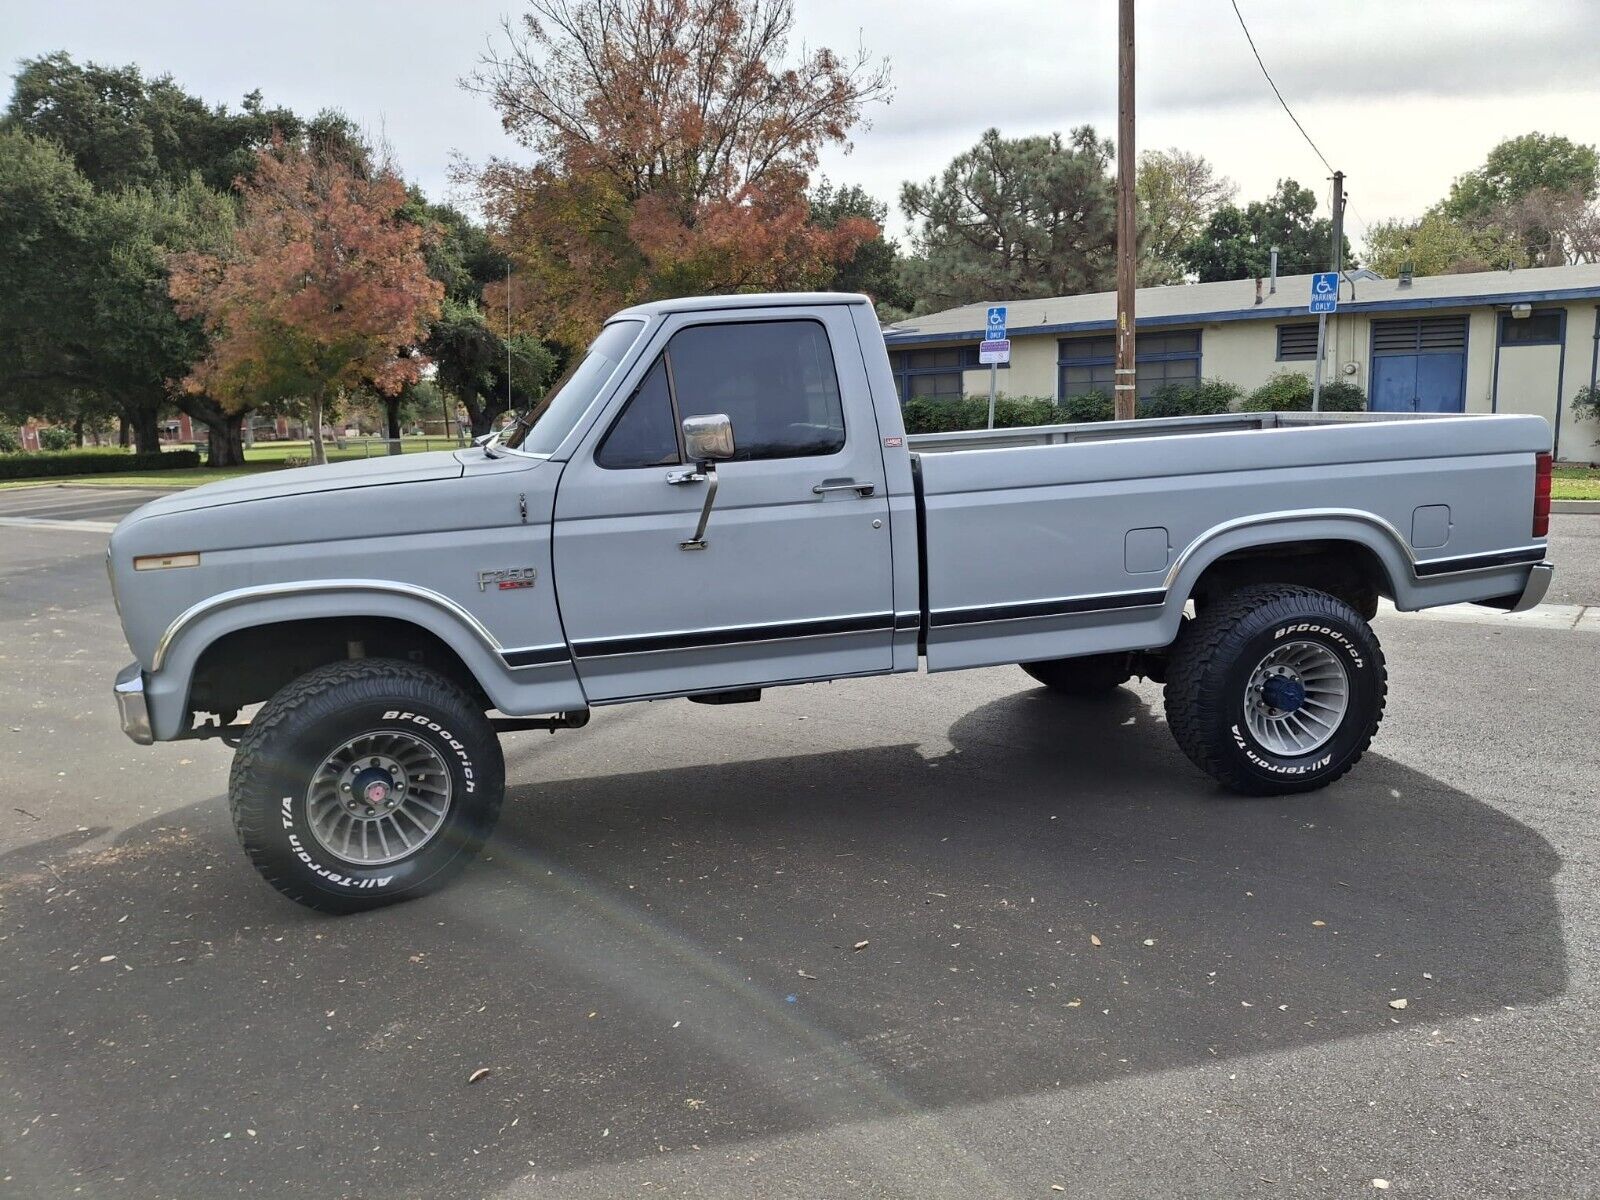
1553;500;1600;515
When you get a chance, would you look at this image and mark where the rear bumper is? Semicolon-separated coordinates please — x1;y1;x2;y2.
114;662;153;745
1509;562;1554;613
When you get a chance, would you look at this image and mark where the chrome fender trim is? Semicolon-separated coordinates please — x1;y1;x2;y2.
152;579;505;672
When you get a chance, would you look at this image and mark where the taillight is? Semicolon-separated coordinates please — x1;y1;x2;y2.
1533;451;1552;538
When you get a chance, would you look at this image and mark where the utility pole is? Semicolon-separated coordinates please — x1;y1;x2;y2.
1312;169;1345;413
1114;0;1137;420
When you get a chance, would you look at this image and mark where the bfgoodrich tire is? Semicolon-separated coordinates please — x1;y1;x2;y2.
1164;585;1386;796
228;659;504;913
1021;652;1134;696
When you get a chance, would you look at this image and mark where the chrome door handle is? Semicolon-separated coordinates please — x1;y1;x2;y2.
812;479;875;497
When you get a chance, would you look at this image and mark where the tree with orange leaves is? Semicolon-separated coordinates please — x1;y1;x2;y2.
468;0;891;346
170;142;443;464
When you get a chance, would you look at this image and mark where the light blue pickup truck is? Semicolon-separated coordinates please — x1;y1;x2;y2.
108;292;1555;911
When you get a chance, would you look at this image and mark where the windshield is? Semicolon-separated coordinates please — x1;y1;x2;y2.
498;319;646;454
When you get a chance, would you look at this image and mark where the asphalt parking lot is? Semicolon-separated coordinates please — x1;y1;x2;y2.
2;488;1597;1199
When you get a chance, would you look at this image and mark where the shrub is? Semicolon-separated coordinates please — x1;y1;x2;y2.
1242;371;1366;413
1059;391;1114;423
37;426;75;451
0;426;18;454
1572;383;1600;423
902;395;1058;434
1138;378;1243;419
0;449;201;480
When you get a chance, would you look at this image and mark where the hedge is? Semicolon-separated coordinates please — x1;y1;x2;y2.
0;449;201;480
1242;371;1366;413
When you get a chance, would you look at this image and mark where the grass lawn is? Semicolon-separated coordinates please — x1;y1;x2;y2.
0;437;464;491
1552;464;1600;500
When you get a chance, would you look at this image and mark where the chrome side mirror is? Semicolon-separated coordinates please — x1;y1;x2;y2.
682;413;736;464
675;414;735;551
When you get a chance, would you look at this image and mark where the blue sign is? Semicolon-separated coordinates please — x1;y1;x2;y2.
1309;272;1339;313
986;305;1007;341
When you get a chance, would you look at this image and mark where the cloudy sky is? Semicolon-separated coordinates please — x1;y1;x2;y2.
6;0;1600;251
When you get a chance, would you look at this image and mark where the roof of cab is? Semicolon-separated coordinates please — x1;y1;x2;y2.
612;292;871;319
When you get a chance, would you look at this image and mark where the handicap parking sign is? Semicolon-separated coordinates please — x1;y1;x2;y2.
986;305;1007;340
1309;272;1339;314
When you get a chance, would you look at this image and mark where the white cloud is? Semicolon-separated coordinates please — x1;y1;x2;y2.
7;0;1600;252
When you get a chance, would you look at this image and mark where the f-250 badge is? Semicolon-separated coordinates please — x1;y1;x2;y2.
477;567;538;592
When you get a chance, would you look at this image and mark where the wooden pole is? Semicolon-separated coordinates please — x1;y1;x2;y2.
1114;0;1137;420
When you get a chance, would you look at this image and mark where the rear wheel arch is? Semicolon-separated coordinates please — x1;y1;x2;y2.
1170;519;1410;620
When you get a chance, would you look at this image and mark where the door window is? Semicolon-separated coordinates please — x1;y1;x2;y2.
668;321;846;460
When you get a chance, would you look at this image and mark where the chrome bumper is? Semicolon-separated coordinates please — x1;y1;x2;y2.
1509;562;1554;614
114;662;153;745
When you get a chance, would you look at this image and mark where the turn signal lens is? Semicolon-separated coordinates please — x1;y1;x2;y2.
133;552;201;571
1532;452;1552;538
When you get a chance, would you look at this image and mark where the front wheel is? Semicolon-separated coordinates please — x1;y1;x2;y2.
228;659;505;913
1164;585;1386;795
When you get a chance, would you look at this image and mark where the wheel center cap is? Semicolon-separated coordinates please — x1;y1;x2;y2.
364;780;390;805
1261;674;1307;713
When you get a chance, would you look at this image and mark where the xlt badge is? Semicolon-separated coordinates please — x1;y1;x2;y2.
477;567;538;592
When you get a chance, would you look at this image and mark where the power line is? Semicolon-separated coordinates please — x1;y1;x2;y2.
1228;0;1334;176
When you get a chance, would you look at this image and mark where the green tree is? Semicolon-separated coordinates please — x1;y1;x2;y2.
899;127;1116;312
0;131;234;455
1362;210;1527;277
425;298;557;438
1444;133;1599;222
1136;148;1235;283
1181;178;1352;283
809;180;913;314
2;51;303;193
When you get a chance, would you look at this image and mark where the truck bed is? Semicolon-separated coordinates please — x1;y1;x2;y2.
910;411;1550;672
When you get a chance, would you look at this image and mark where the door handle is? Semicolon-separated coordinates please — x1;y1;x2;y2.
812;479;875;497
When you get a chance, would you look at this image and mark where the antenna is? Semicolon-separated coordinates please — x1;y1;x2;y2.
506;262;512;414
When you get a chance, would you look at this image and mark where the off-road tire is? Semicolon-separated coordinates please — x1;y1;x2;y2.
228;659;504;913
1021;653;1135;696
1164;585;1386;796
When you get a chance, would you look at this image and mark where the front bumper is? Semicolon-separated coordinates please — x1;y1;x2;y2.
114;662;153;745
1509;562;1554;613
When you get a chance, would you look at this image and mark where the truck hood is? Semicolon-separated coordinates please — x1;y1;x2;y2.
124;449;466;524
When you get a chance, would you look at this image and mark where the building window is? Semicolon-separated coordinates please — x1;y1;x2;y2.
1499;310;1563;346
1058;330;1201;400
1276;323;1319;361
891;345;1003;404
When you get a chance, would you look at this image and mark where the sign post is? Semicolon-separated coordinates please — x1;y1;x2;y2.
1308;272;1339;413
982;306;1009;428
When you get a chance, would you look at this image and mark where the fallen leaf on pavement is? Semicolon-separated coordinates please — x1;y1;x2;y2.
468;1068;491;1084
1090;934;1102;947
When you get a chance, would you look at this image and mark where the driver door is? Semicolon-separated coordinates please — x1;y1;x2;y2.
551;308;895;702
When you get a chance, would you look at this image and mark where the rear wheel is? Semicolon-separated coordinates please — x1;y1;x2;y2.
228;659;504;913
1021;652;1134;696
1164;585;1385;795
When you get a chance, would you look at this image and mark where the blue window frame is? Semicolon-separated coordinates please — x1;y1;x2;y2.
1498;309;1564;347
1058;330;1201;400
890;344;1004;404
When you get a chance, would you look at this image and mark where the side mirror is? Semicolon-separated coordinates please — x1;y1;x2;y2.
682;413;736;463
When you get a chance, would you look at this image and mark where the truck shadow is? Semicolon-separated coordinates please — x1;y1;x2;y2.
0;687;1565;1198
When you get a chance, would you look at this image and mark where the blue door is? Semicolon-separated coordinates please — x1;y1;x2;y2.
1371;357;1417;412
1369;317;1468;413
1415;354;1465;412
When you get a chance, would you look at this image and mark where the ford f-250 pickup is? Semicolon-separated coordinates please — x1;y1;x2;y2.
107;292;1555;911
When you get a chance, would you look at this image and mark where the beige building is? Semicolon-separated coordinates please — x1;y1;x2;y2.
882;264;1600;462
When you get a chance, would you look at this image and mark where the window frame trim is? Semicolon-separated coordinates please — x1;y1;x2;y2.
1055;329;1203;401
594;315;848;468
1496;308;1565;348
